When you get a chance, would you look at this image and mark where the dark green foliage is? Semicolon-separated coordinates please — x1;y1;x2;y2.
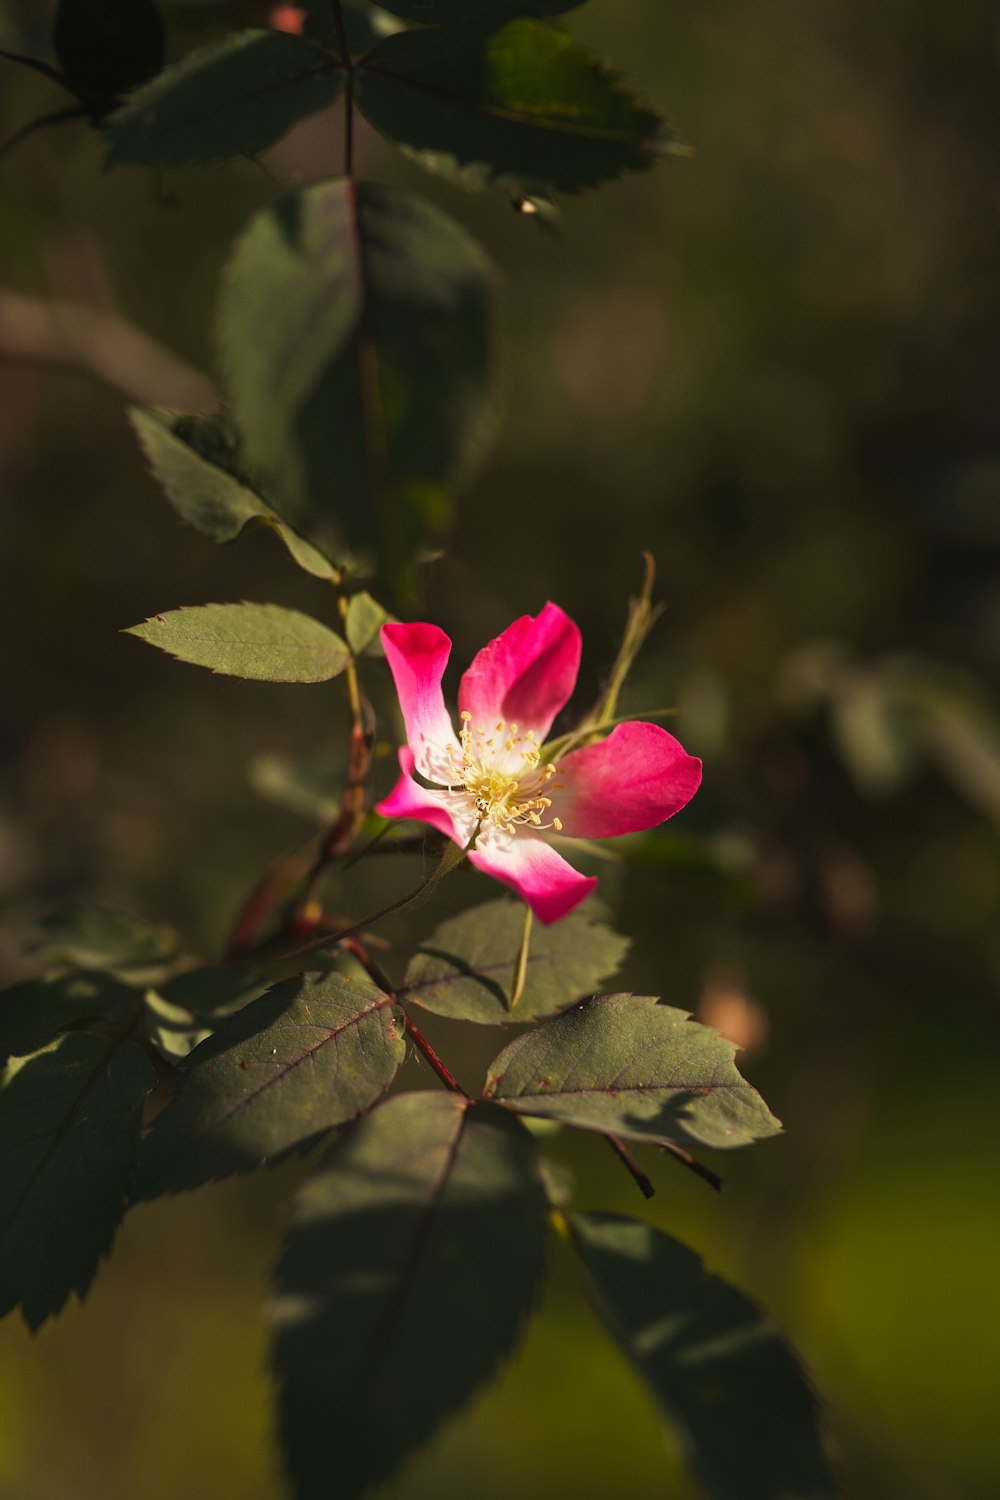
31;901;178;984
405;897;629;1024
356;21;672;196
0;971;133;1063
134;973;406;1199
0;1033;155;1329
484;993;781;1149
143;965;273;1062
271;1093;549;1500
125;602;351;683
570;1213;838;1500
216;179;498;577
129;409;339;580
53;0;164;117
104;30;344;167
377;0;588;24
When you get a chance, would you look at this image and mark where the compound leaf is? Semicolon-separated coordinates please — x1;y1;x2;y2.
143;964;272;1062
356;20;673;197
0;1032;155;1329
0;971;133;1063
134;973;405;1198
405;897;629;1025
570;1213;838;1500
216;178;498;578
104;29;344;167
125;602;350;683
484;993;781;1150
272;1092;548;1500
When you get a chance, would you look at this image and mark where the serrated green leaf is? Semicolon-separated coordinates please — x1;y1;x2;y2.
271;1093;548;1500
125;602;350;683
104;29;344;167
144;965;272;1062
356;20;673;197
570;1213;838;1500
31;901;179;984
405;897;629;1025
0;1033;155;1329
377;0;586;24
248;747;346;822
484;993;781;1150
0;971;133;1063
216;178;498;578
129;408;339;581
344;590;391;655
134;973;405;1199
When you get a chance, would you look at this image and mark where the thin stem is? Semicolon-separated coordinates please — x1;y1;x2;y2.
660;1140;724;1193
330;0;354;176
340;937;469;1098
508;904;533;1011
605;1134;655;1200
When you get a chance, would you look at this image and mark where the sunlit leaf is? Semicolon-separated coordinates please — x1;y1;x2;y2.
125;602;351;683
357;21;674;196
216;179;498;578
271;1093;548;1500
405;897;629;1025
130;408;338;580
143;965;272;1062
344;590;392;655
484;993;781;1150
0;1033;155;1329
104;30;345;167
570;1213;838;1500
31;901;179;984
134;973;405;1198
0;971;133;1063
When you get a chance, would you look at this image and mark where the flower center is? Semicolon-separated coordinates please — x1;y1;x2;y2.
445;712;563;836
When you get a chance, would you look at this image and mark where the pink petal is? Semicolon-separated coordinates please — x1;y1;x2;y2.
376;749;468;844
548;722;702;838
458;602;581;740
381;622;457;775
469;836;597;924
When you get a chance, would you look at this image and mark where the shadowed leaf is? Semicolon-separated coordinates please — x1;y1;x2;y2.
484;993;781;1150
0;1033;155;1329
31;901;178;984
357;20;674;196
143;965;272;1062
125;602;351;683
377;0;587;24
0;971;133;1063
129;408;338;580
54;0;164;115
216;179;498;578
271;1093;548;1500
104;30;344;167
570;1213;838;1500
406;897;629;1024
134;973;405;1198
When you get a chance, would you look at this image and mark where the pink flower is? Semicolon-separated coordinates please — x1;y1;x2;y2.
376;604;702;923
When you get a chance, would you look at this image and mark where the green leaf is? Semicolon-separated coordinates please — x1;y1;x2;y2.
339;1;407;53
569;1213;838;1500
344;590;392;655
134;972;405;1199
125;602;351;683
376;0;587;24
104;30;344;167
143;965;272;1063
405;897;629;1025
31;901;179;984
356;21;673;196
0;971;133;1063
54;0;164;110
484;993;781;1150
216;179;498;577
0;1033;155;1329
129;408;339;581
271;1093;548;1500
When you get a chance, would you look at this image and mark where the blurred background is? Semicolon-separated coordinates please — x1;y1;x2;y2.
1;0;999;1496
